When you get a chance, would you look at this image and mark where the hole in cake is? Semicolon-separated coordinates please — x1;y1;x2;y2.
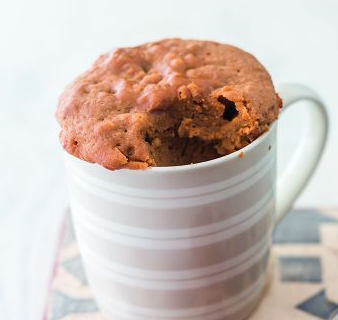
140;61;152;73
145;132;152;144
73;140;78;146
126;146;134;158
217;96;239;121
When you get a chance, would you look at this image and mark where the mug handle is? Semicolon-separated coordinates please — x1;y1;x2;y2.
275;83;329;224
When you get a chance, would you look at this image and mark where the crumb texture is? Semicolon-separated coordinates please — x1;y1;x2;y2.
56;38;281;170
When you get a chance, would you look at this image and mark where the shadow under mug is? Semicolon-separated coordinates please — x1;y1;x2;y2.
64;83;328;320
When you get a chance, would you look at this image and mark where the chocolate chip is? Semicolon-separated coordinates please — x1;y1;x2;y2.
217;96;239;121
145;132;152;144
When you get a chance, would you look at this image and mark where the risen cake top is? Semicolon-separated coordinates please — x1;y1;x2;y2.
56;38;281;170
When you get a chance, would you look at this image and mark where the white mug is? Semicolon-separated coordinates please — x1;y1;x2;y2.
64;83;328;320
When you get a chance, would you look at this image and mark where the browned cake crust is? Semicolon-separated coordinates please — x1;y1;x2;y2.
56;39;281;170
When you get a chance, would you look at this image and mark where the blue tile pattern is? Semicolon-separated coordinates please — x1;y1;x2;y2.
273;210;337;244
279;257;322;282
297;290;338;319
50;291;98;320
62;256;88;285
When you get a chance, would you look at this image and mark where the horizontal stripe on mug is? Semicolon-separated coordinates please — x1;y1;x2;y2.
71;189;273;239
67;150;274;199
75;213;272;270
72;199;273;250
68;156;275;209
81;244;269;290
85;253;269;309
77;230;270;280
70;170;275;230
98;291;258;320
94;271;266;319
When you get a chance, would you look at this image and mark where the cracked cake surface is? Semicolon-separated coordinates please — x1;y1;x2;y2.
56;38;281;170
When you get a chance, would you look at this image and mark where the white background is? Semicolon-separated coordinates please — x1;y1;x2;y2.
0;1;337;320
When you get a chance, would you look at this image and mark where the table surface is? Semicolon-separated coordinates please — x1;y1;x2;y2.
47;209;338;320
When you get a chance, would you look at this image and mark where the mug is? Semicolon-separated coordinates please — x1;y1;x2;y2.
64;83;328;320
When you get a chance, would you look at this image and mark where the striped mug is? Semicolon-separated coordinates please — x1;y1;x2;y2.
65;83;328;320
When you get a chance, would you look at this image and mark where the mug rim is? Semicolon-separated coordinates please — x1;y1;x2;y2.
65;121;276;174
147;121;277;173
